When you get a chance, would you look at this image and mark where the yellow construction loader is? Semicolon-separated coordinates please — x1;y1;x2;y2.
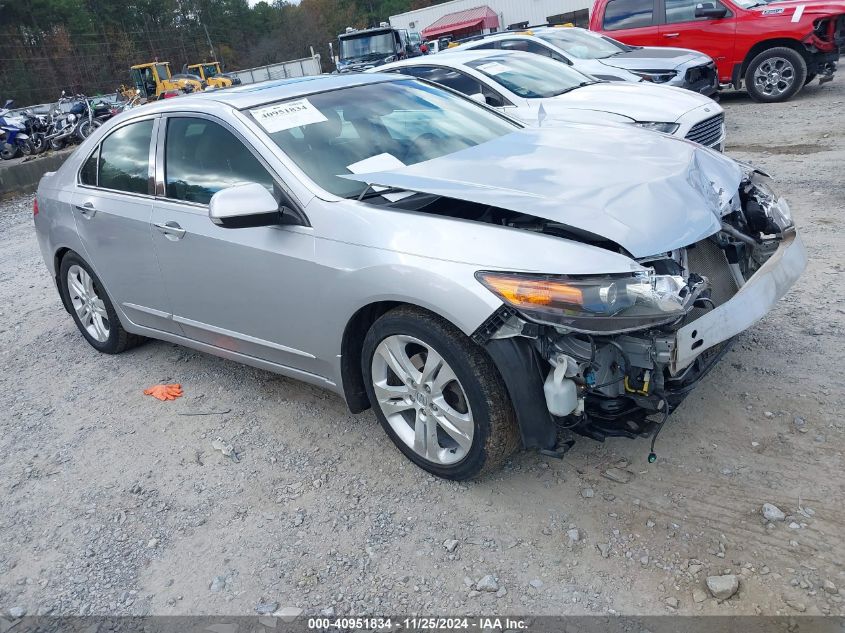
129;62;203;100
185;61;241;88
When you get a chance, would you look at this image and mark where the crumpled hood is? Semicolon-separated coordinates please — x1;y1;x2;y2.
598;47;709;72
343;124;743;258
550;81;715;122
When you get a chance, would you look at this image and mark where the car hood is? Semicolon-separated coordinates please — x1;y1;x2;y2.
598;47;709;72
343;124;742;258
551;81;714;121
758;0;845;15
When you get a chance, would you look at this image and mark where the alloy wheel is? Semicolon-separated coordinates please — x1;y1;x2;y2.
371;334;474;465
754;57;796;98
67;265;110;342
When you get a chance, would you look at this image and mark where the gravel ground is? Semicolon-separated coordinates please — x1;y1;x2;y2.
1;80;844;619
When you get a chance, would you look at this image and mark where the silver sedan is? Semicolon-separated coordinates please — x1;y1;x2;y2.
34;74;805;479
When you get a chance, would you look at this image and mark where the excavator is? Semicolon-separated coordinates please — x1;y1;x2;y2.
184;61;241;88
128;62;203;100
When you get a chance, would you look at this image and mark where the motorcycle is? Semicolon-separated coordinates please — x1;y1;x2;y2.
0;99;34;159
19;109;48;155
43;92;87;150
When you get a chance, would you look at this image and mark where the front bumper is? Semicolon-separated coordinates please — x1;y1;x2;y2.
667;61;719;96
671;227;806;373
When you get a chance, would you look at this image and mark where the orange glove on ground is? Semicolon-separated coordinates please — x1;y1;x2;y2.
143;384;183;401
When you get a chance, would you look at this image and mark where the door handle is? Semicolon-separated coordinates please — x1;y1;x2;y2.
663;32;680;38
74;202;97;218
153;221;186;240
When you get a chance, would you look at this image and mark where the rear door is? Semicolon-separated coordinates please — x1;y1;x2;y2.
599;0;663;46
149;114;322;374
71;115;175;332
659;0;735;69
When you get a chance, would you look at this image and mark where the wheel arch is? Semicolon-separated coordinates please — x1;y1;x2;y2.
54;246;75;314
739;38;809;84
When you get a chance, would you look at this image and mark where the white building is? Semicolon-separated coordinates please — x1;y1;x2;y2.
389;0;591;42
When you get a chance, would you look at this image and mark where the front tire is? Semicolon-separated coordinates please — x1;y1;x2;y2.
0;143;20;160
362;306;519;480
59;252;144;354
745;47;807;103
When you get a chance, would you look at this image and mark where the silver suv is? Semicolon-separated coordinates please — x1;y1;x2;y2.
34;74;805;479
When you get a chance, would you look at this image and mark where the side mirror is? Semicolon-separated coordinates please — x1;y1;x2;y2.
209;182;281;228
695;2;728;18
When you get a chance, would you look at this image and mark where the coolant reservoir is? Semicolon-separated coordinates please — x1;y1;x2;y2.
543;364;578;417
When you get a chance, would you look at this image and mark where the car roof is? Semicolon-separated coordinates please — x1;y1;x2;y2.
453;25;577;47
383;48;526;68
134;73;402;112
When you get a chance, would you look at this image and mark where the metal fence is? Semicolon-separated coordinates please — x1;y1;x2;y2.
229;56;322;85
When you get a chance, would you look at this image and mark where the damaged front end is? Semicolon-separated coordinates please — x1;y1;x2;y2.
473;168;806;452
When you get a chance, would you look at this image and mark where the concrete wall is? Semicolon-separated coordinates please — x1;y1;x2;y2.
0;150;73;197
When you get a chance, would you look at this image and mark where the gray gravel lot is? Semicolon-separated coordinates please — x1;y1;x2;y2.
1;80;844;618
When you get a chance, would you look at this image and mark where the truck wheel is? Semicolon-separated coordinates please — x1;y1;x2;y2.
745;47;807;102
362;306;520;480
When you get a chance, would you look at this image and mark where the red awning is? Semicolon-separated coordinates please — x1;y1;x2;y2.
422;6;499;39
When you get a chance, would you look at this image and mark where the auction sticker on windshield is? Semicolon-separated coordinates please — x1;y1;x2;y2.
251;98;328;133
476;61;509;75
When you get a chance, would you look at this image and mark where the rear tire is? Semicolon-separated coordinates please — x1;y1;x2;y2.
0;143;20;160
745;47;807;103
59;252;145;354
362;306;519;480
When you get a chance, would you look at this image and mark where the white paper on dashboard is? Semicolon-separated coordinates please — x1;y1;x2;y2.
250;98;328;133
346;153;415;202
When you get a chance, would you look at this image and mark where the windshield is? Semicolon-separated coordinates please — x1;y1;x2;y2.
203;64;219;77
251;79;518;198
538;29;626;59
340;32;396;60
155;63;170;80
732;0;773;6
467;54;596;98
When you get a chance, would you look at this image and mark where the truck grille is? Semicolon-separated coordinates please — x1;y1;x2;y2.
685;113;724;148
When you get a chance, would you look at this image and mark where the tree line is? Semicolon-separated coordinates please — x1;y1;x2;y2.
0;0;445;106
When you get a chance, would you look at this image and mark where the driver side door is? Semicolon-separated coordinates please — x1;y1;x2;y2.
658;0;735;64
149;114;324;376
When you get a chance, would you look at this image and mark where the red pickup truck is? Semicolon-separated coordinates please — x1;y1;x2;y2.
589;0;844;102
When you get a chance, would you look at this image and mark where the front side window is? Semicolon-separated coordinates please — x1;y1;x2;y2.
498;39;556;58
665;0;728;22
538;28;627;59
252;79;518;198
164;117;275;205
98;119;153;194
467;54;595;98
155;63;170;80
603;0;655;30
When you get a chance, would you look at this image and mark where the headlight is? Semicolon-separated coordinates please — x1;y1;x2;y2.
744;171;794;232
633;121;680;134
631;70;677;83
476;271;693;334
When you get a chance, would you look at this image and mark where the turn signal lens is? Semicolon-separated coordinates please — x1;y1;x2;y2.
476;273;583;309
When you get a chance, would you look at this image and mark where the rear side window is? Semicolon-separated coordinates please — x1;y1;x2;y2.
164;117;274;205
80;149;98;186
603;0;655;30
98;120;154;194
